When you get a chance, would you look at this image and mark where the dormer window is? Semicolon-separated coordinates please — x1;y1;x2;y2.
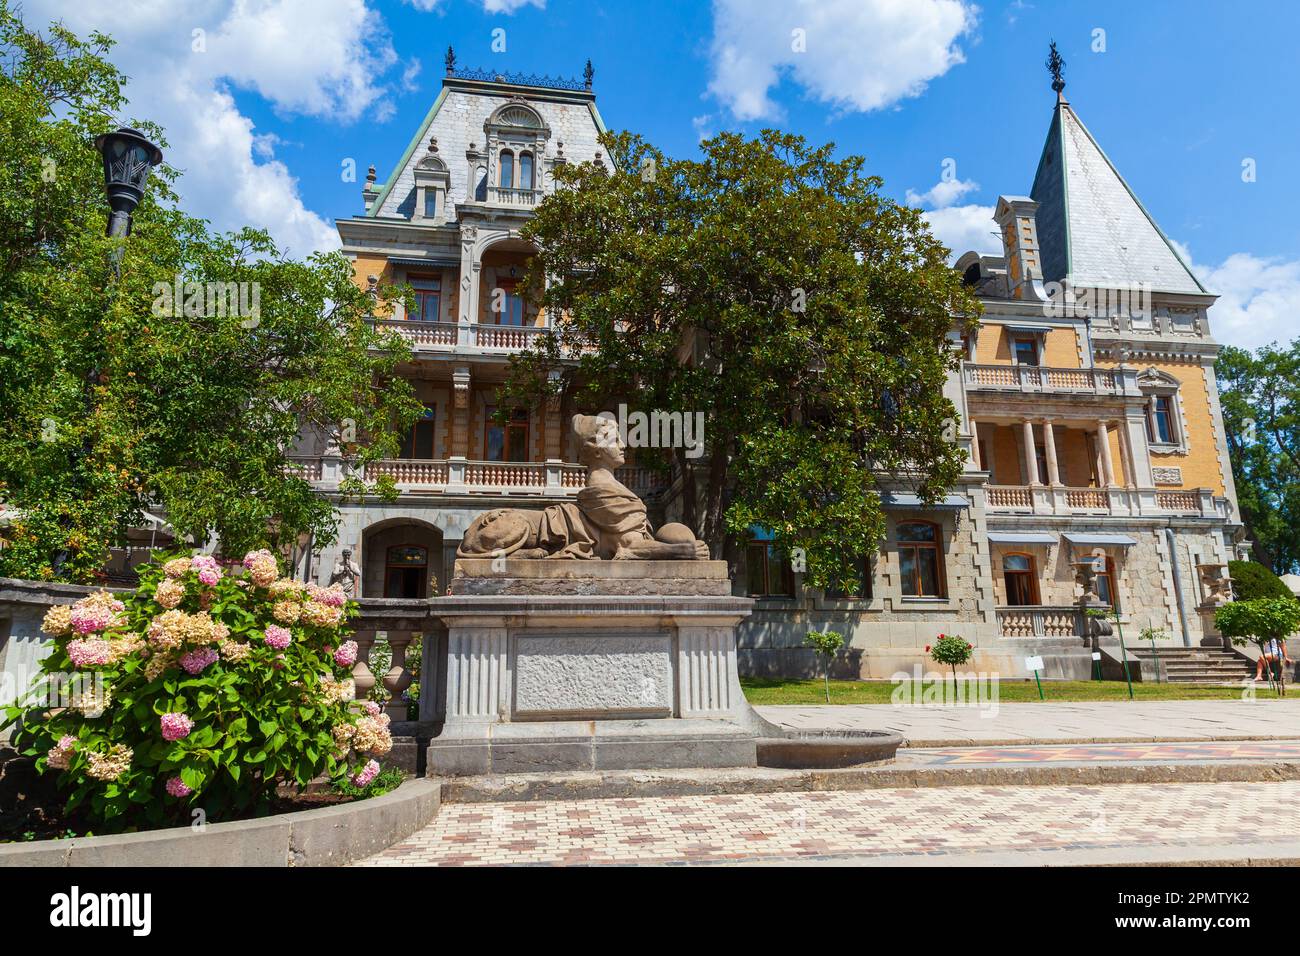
499;150;514;189
424;190;436;218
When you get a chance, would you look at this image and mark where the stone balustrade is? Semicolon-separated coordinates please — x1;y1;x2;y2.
963;362;1139;396
996;605;1082;638
984;484;1222;518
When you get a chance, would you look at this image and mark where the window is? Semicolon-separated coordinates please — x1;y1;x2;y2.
519;152;534;190
484;405;529;462
385;545;428;599
1012;336;1040;366
1149;395;1176;444
409;277;440;322
897;521;945;598
825;556;872;600
1093;555;1119;610
746;540;795;598
499;150;514;189
495;280;525;325
423;189;437;218
1002;553;1040;606
400;405;436;459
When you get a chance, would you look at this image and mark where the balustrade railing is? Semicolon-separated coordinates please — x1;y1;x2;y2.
996;606;1081;638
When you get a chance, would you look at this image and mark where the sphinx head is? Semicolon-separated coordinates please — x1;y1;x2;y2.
573;413;625;469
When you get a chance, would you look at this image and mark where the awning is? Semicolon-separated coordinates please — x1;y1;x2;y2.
1063;532;1136;547
987;532;1058;545
1003;323;1052;335
881;493;970;510
387;255;461;270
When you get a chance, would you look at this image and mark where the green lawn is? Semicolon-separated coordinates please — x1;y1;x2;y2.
740;676;1287;705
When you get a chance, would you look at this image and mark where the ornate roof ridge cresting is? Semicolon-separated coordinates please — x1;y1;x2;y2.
444;63;592;93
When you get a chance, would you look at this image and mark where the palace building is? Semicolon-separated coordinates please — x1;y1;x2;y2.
301;56;1245;681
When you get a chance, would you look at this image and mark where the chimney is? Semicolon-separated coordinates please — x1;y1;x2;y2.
994;196;1046;301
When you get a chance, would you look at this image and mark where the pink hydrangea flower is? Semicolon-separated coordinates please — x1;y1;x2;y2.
190;554;222;586
263;625;292;650
66;638;114;668
363;700;381;717
351;759;380;788
160;712;194;742
165;776;193;798
334;640;358;668
179;647;219;675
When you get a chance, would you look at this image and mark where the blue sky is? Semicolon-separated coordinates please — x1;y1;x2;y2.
27;0;1300;348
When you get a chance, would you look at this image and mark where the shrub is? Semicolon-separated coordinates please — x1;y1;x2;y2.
927;633;974;689
1;551;391;831
804;630;845;703
1228;560;1296;602
1216;598;1300;647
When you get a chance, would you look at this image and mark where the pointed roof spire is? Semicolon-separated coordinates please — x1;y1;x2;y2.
445;45;456;75
1029;82;1207;295
583;58;594;90
1045;40;1066;101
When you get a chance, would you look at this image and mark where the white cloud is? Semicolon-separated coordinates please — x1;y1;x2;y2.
23;0;409;257
707;0;978;121
906;177;979;209
1172;242;1300;350
403;0;445;10
482;0;545;12
921;204;999;260
903;174;995;261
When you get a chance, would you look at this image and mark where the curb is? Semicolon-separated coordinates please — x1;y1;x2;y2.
0;778;440;868
900;734;1300;748
436;758;1300;803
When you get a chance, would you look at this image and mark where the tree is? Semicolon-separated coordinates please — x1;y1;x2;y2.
0;5;420;583
803;630;845;703
1228;560;1295;602
1217;344;1300;574
1216;597;1300;694
506;130;979;592
928;633;974;694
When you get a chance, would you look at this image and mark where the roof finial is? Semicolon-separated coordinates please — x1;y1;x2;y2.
1046;40;1066;96
583;58;594;90
445;45;456;75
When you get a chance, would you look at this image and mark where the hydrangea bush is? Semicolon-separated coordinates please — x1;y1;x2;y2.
1;550;392;830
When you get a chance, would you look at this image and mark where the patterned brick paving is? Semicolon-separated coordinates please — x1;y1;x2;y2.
906;740;1300;764
357;780;1300;866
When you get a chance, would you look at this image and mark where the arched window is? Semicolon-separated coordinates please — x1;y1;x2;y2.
499;150;514;189
1002;553;1039;606
897;521;945;598
519;152;534;190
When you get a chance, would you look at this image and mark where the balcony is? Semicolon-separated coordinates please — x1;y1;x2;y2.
996;606;1082;638
370;319;548;354
287;457;669;499
487;185;541;207
985;484;1226;518
963;363;1139;397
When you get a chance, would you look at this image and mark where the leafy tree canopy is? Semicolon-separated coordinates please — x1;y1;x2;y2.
505;129;979;592
1218;343;1300;574
0;4;419;583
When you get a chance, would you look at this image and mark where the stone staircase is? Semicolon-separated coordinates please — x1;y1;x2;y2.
1126;646;1254;684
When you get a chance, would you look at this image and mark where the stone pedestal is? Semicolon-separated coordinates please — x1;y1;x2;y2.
1197;603;1230;649
425;560;762;775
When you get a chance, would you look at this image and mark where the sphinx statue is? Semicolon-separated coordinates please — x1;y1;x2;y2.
457;413;709;560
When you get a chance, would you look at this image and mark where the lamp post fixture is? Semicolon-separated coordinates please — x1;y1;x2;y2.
93;126;162;274
51;129;164;579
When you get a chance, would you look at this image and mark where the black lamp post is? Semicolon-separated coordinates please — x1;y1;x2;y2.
52;129;163;579
93;126;162;272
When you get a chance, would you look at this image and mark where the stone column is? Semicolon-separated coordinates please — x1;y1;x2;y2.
1042;419;1060;485
382;631;415;721
1021;419;1040;485
1095;421;1115;487
456;225;480;346
1115;415;1136;488
970;420;982;470
450;367;471;458
351;629;378;700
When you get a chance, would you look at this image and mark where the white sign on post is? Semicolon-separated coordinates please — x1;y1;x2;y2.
1024;655;1045;672
1091;652;1102;661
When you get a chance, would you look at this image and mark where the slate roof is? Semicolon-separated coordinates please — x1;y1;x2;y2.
1030;96;1207;295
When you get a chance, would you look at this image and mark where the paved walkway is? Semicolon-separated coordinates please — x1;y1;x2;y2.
757;700;1300;746
358;778;1300;866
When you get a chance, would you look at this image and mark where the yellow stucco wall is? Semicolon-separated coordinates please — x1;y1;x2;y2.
1095;357;1226;494
975;324;1081;367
